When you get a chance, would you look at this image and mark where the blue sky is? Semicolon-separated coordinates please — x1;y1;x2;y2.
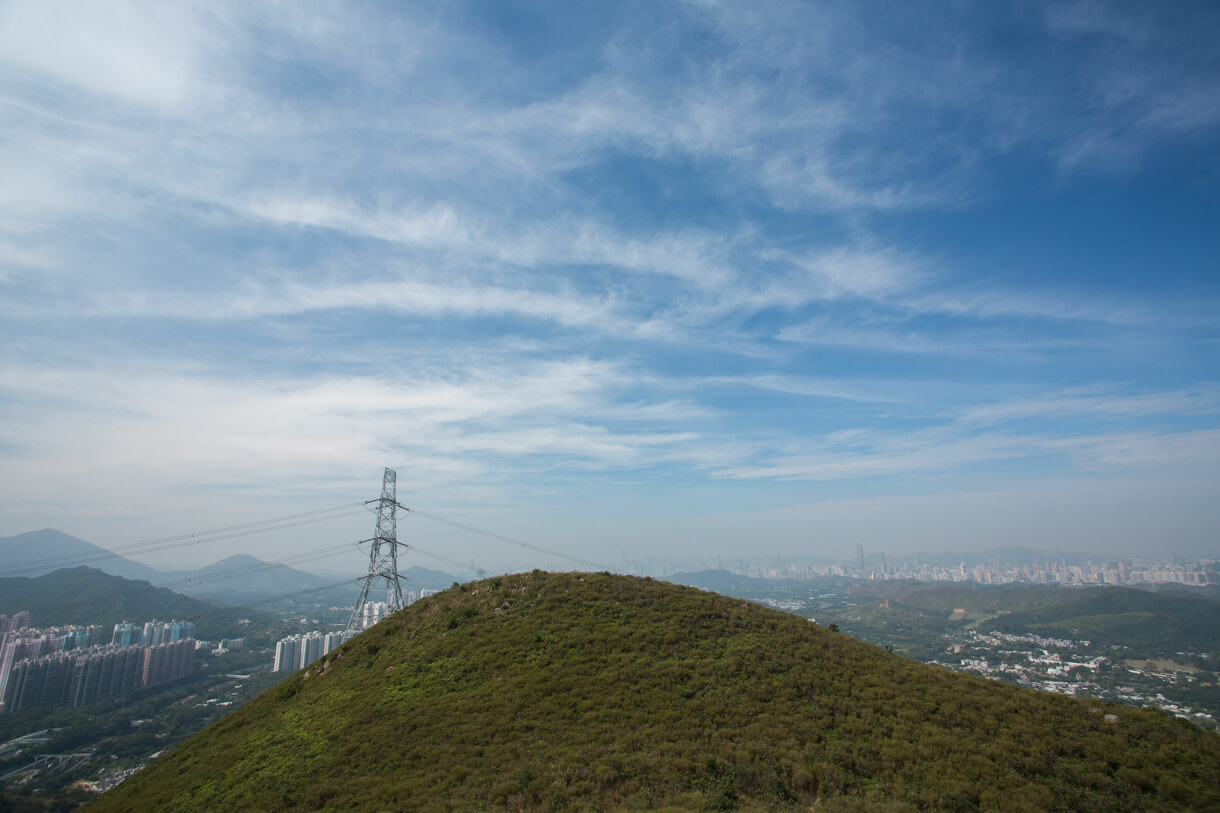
0;0;1217;570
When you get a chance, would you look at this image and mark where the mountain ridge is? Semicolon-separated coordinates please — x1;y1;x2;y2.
0;528;165;582
0;529;354;599
0;566;260;641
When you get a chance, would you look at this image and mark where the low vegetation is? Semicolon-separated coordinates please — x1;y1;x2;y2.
88;572;1220;811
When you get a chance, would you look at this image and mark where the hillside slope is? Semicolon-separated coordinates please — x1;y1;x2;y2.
88;572;1220;812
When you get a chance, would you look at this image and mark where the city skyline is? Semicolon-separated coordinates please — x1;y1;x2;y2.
1;1;1218;565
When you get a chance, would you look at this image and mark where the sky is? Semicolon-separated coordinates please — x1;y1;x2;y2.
1;0;1218;573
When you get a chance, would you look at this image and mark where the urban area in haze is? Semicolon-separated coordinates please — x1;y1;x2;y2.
1;0;1218;809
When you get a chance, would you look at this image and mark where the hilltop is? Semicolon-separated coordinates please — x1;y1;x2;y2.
88;572;1220;811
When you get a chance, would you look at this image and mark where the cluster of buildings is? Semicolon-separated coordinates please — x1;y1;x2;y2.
936;630;1106;697
110;620;197;648
0;613;33;635
271;601;396;673
936;629;1215;725
875;559;1212;586
727;556;1213;587
0;618;198;714
272;631;351;673
357;600;395;629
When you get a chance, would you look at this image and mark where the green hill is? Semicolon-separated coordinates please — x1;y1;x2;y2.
86;572;1220;812
845;582;1220;658
989;587;1220;656
0;566;273;642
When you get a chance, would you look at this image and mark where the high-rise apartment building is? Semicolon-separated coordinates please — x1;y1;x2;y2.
272;631;351;673
1;621;198;714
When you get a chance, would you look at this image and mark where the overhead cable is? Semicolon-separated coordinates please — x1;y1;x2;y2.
408;508;614;573
0;504;367;577
188;580;360;623
16;543;362;620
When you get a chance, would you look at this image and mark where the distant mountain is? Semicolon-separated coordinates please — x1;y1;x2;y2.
306;564;460;591
0;528;164;582
89;572;1220;811
161;554;336;599
665;568;804;595
0;566;258;641
666;569;861;600
401;565;462;590
0;529;364;603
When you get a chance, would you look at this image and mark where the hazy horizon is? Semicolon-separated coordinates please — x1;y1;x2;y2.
1;2;1217;568
0;520;1212;582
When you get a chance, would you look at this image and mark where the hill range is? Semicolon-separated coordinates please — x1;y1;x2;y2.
87;571;1220;812
0;566;277;642
0;529;458;603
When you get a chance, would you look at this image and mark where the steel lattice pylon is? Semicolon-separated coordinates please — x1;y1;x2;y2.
345;468;406;635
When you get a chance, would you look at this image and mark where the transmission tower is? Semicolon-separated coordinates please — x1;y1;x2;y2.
345;468;407;636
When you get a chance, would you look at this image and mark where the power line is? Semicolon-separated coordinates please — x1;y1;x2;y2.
408;508;614;573
188;580;360;624
0;504;368;578
16;544;362;620
405;544;487;579
7;487;617;618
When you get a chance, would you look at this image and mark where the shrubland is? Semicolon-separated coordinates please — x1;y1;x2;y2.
87;571;1220;811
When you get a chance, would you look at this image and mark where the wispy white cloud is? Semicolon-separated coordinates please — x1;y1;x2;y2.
703;382;1220;484
0;357;707;510
244;198;473;251
0;1;1216;560
772;317;1073;360
1041;1;1220;171
958;385;1220;425
1035;428;1220;471
712;422;1220;483
0;1;213;109
95;275;626;332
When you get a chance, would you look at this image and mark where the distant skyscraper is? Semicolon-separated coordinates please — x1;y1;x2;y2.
857;543;865;572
